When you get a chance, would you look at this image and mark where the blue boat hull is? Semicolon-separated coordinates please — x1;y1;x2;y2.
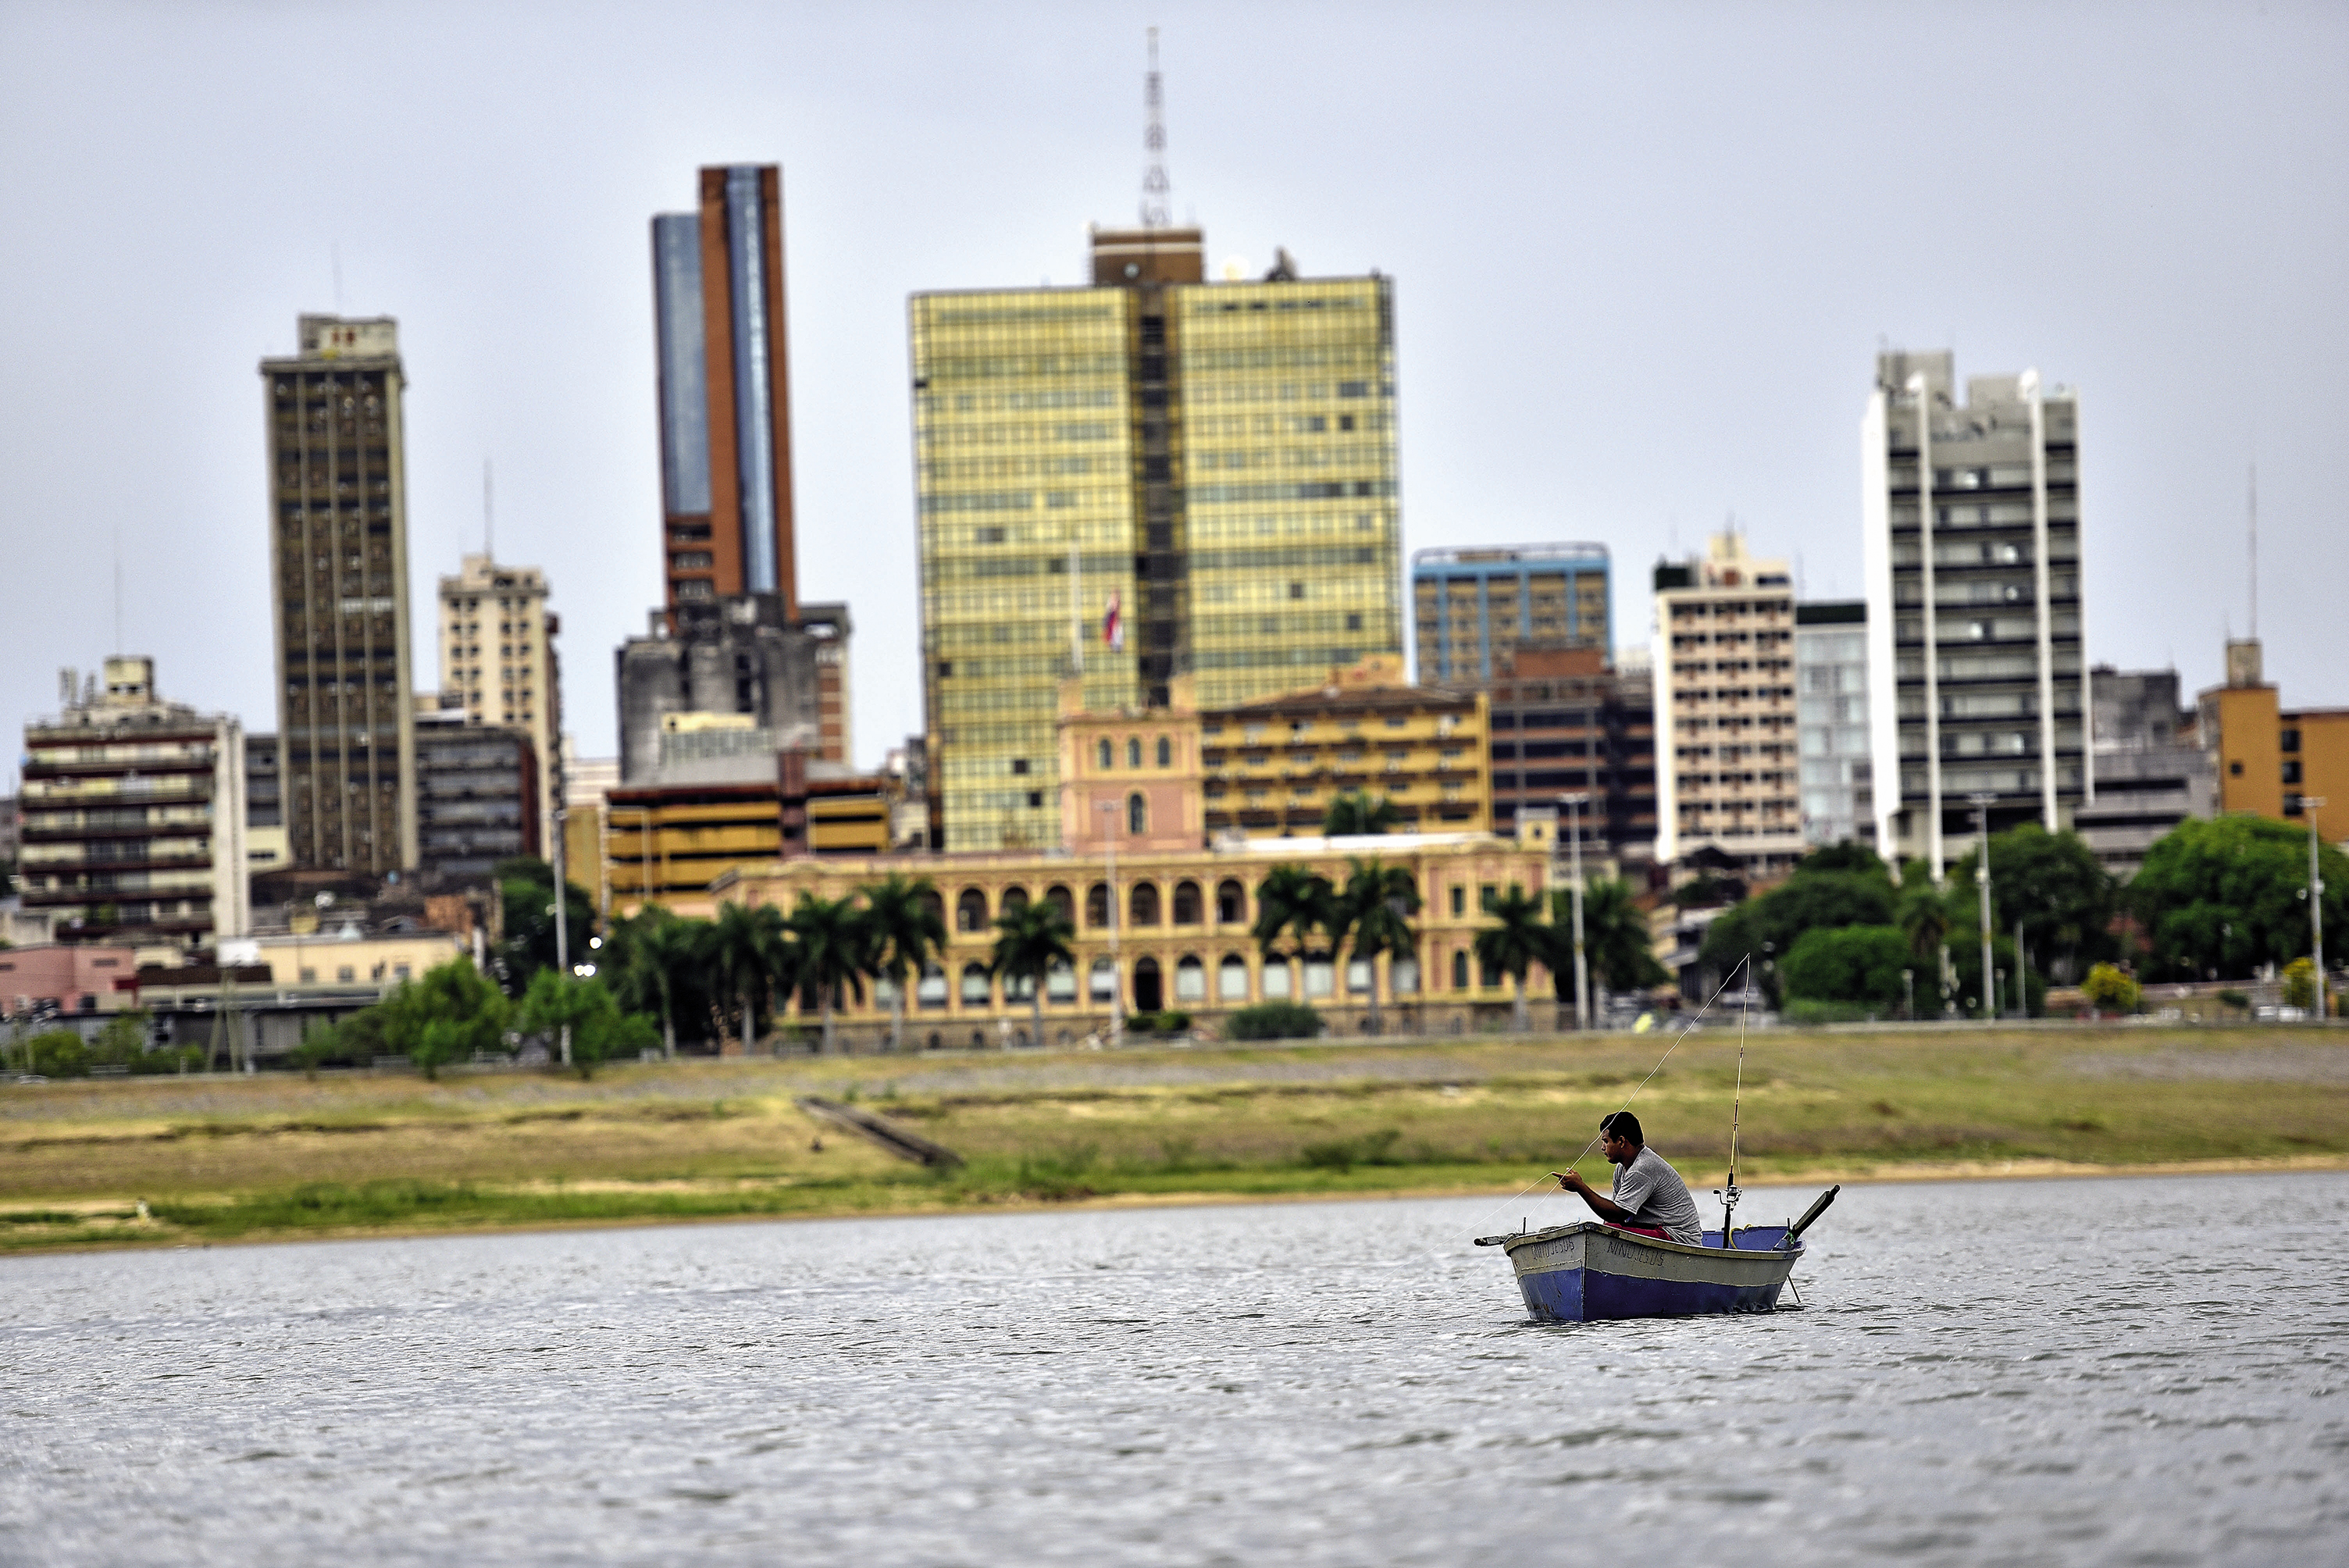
1495;1222;1801;1324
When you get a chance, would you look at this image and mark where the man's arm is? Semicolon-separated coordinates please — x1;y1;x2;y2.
1552;1170;1631;1223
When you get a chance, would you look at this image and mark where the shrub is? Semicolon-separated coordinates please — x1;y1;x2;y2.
1299;1128;1403;1172
2080;963;2141;1014
2282;957;2318;1012
2217;989;2251;1010
20;1029;90;1078
1223;1001;1325;1041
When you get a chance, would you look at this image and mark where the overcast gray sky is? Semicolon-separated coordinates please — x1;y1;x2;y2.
3;1;2344;782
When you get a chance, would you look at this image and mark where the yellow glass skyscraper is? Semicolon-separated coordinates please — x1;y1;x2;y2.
911;230;1401;851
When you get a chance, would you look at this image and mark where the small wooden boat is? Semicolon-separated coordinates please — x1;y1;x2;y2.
1474;1188;1836;1323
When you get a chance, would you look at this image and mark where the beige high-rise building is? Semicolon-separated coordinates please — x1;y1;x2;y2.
1652;532;1802;874
437;554;565;862
260;315;416;873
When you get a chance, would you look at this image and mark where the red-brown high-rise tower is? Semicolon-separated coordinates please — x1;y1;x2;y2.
651;166;797;615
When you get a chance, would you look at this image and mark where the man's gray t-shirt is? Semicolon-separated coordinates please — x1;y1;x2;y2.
1610;1146;1702;1245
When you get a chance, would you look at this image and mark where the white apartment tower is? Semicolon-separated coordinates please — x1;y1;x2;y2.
1860;351;2085;877
437;554;565;862
1652;531;1802;873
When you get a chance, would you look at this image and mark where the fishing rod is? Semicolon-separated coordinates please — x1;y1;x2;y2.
1716;957;1751;1249
1470;954;1754;1240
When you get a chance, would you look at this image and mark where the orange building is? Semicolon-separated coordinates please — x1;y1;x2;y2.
2198;638;2349;843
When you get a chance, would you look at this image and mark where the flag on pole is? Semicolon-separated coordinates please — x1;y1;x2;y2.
1103;591;1124;652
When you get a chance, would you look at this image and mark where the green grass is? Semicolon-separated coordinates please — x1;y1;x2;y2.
2;1025;2343;1251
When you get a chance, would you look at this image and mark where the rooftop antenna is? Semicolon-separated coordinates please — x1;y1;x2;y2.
483;458;495;559
2247;461;2258;640
1140;27;1171;227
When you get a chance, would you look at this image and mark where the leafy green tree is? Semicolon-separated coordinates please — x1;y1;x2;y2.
1474;884;1549;1032
989;897;1075;1046
1337;857;1420;1032
494;856;596;993
2127;816;2349;982
518;968;658;1078
1670;871;1745;909
1548;878;1668;1008
378;958;511;1078
88;1011;151;1069
1780;925;1911;1014
1251;864;1337;986
860;874;946;1053
1987;824;2116;976
1321;791;1400;836
708;901;789;1053
787;892;872;1053
1700;858;1897;1000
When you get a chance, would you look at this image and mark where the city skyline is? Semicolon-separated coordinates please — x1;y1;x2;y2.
2;4;2346;780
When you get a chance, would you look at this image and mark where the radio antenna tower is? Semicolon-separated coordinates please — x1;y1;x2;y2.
1140;27;1171;227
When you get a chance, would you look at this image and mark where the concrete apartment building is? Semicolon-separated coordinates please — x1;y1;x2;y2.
1795;601;1873;848
2074;665;2215;879
1443;643;1657;861
437;555;565;861
2197;638;2349;845
1652;533;1803;875
1411;544;1610;685
259;314;417;874
413;713;540;879
911;223;1403;852
16;657;248;953
1861;351;2086;876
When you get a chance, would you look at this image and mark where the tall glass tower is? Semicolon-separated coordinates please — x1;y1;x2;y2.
911;229;1403;852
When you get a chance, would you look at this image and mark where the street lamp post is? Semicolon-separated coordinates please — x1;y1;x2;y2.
553;806;571;1068
1969;792;1997;1023
2307;796;2329;1021
1098;800;1124;1046
1559;793;1590;1032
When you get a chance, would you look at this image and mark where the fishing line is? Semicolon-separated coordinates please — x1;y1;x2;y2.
1467;954;1753;1239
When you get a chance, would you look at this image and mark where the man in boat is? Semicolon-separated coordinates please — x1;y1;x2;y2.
1552;1112;1703;1245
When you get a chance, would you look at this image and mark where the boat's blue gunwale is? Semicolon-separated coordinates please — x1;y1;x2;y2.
1498;1221;1802;1263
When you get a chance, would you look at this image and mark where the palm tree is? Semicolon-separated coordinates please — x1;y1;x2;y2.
1322;791;1400;837
1474;884;1549;1032
1338;857;1421;1033
612;905;700;1058
861;873;946;1053
785;892;871;1054
989;898;1075;1046
708;900;786;1053
1898;881;1952;963
1252;864;1336;1000
1546;878;1666;1012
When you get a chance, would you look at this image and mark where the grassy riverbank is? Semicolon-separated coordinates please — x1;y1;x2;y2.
4;1025;2345;1253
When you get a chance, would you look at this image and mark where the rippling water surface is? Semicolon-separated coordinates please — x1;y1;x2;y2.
3;1172;2344;1565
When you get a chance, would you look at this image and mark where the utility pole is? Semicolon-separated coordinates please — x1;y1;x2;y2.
2014;916;2027;1020
553;809;572;1069
2308;796;2328;1021
1559;793;1590;1032
1099;800;1124;1045
1970;792;1997;1023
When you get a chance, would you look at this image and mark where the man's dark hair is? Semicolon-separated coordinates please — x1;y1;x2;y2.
1599;1111;1644;1146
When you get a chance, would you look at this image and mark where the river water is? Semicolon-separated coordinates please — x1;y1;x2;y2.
2;1172;2344;1566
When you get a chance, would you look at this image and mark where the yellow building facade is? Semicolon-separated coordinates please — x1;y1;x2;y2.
1058;658;1492;850
911;229;1403;854
718;825;1555;1049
